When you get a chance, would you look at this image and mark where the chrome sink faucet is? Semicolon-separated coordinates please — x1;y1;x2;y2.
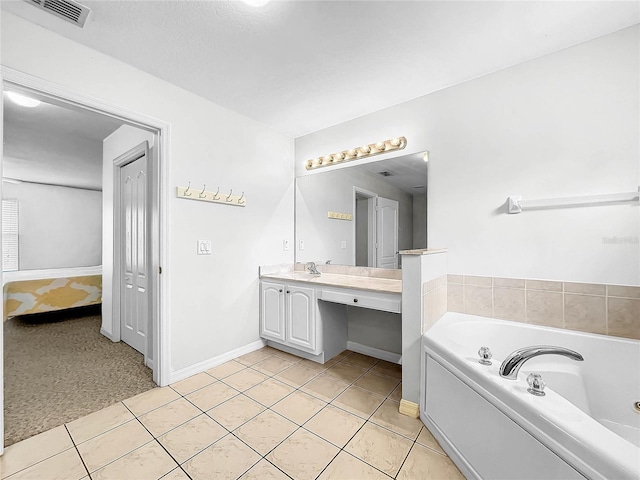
306;262;321;275
499;346;583;380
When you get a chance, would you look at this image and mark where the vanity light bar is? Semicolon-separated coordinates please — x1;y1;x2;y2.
305;136;407;170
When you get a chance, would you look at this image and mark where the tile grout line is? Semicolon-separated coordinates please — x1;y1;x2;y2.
120;401;190;480
100;350;398;479
221;351;399;478
308;361;407;479
394;439;417;479
64;424;91;479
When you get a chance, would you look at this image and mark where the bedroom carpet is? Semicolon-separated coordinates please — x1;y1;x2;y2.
3;306;156;446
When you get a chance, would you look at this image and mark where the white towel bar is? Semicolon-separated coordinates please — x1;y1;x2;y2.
508;188;639;214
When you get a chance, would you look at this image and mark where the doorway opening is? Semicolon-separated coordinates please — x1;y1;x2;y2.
0;72;168;449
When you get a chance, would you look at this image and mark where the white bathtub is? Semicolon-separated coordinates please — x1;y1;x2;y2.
421;312;640;480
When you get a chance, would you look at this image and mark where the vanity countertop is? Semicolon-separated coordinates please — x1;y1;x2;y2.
260;272;402;294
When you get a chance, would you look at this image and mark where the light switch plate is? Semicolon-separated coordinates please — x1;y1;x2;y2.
283;240;290;251
299;240;305;250
341;241;347;249
197;240;212;255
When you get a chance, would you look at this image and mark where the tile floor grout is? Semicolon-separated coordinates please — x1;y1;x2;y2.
213;350;413;479
178;349;429;479
170;349;409;478
168;350;429;478
64;424;92;479
122;402;195;480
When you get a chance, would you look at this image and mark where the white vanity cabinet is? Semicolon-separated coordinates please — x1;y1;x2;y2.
260;281;319;354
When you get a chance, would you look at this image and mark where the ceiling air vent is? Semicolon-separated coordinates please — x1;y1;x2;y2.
26;0;90;27
378;171;393;177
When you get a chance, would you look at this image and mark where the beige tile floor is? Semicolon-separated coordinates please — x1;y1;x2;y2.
0;348;465;480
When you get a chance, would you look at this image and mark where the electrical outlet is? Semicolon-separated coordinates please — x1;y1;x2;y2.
283;240;290;251
341;241;347;249
299;239;305;250
197;240;212;255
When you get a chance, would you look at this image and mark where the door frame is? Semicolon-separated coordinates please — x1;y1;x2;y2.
0;66;172;453
353;186;378;267
113;142;151;360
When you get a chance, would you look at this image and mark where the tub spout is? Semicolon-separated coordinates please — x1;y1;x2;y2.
499;346;583;380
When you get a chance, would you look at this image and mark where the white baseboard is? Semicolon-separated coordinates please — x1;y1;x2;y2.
145;357;154;370
168;339;267;384
347;341;401;364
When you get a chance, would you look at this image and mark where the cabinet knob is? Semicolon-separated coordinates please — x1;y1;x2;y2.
353;298;358;303
279;289;283;293
286;290;290;294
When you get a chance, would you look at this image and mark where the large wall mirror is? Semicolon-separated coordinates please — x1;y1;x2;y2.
295;152;428;268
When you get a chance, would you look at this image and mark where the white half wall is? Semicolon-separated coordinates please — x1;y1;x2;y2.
2;181;101;270
1;11;295;374
296;26;640;286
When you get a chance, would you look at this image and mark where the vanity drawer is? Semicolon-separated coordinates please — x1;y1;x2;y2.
319;287;401;313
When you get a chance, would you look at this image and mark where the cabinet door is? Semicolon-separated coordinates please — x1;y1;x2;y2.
260;281;285;342
285;285;317;352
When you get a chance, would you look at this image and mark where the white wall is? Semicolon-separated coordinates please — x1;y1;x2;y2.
2;182;101;270
1;11;295;374
296;166;413;265
296;26;640;285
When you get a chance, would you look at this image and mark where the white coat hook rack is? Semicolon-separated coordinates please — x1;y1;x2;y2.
176;183;246;207
507;187;639;214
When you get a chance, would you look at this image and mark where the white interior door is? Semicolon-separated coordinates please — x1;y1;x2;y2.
376;197;399;269
120;146;149;355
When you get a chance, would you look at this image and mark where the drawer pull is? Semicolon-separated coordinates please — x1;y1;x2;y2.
279;289;283;293
353;298;358;303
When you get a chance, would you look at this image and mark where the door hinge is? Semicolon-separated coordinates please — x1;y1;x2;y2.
159;266;162;274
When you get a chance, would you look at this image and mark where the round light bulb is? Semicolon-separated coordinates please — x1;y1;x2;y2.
359;145;371;155
375;142;386;151
347;149;357;158
423;151;430;162
390;138;401;147
7;91;41;108
323;155;333;164
334;152;345;161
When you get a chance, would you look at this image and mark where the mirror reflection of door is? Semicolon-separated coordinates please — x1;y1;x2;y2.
355;190;376;266
376;197;399;268
355;190;399;269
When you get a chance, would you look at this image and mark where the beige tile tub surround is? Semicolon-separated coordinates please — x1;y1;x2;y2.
447;275;640;339
423;274;448;333
3;347;464;480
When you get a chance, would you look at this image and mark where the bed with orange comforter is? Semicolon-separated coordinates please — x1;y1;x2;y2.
3;266;102;320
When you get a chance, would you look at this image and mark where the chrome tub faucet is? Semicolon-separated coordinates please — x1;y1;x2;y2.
499;346;584;380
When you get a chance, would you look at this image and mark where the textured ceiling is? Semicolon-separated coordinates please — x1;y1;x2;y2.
2;1;639;138
358;153;427;195
3;91;123;190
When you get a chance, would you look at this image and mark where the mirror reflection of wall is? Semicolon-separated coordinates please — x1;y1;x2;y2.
296;152;427;267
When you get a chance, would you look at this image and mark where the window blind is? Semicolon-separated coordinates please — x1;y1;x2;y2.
2;198;19;272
